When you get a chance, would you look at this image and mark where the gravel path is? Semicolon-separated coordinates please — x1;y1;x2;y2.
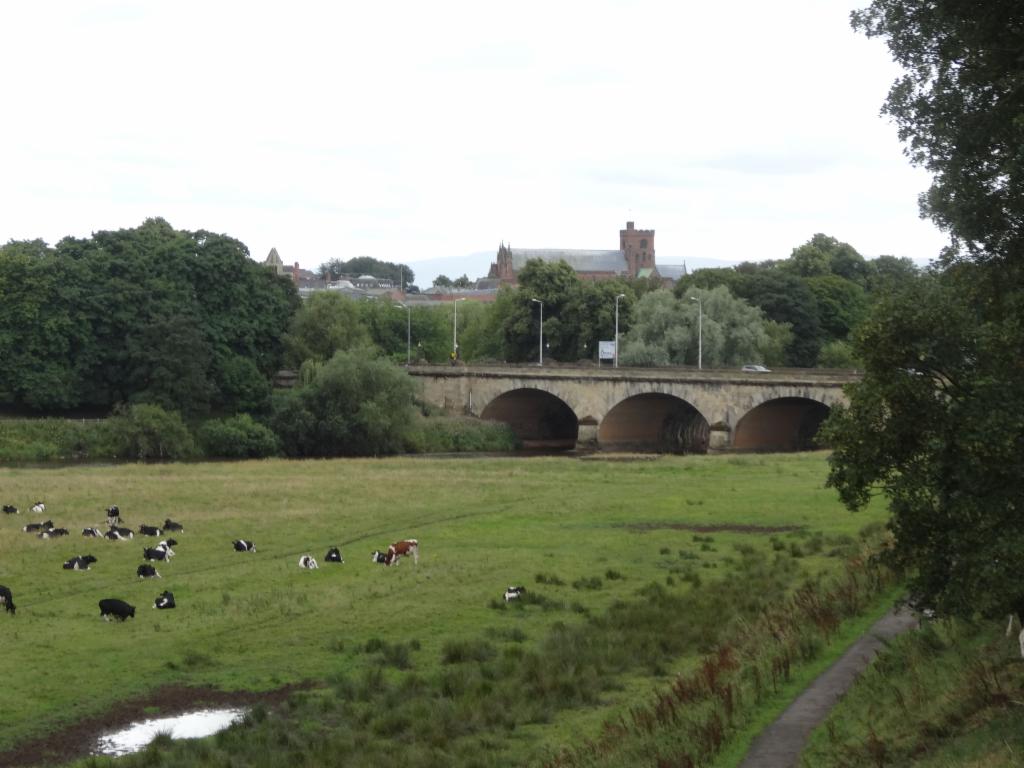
738;607;918;768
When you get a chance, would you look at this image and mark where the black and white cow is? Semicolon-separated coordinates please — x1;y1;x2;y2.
136;564;161;579
143;547;169;562
38;528;69;538
30;501;45;514
371;539;419;566
153;591;176;610
23;520;53;533
108;526;134;540
325;547;344;563
298;554;319;569
82;527;103;538
2;504;18;514
63;555;98;571
106;506;121;525
0;585;15;615
163;518;184;532
99;598;134;621
232;539;256;553
504;586;526;603
138;524;162;537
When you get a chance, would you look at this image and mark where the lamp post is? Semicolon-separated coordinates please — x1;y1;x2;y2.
614;293;625;368
394;303;411;366
452;297;466;361
531;298;543;366
690;295;702;370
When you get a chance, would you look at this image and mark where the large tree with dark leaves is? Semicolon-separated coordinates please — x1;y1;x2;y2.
824;1;1024;620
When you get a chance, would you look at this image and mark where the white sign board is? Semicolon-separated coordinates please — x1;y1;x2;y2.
598;340;616;360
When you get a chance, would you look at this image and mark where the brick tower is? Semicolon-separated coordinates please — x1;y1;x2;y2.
620;221;655;277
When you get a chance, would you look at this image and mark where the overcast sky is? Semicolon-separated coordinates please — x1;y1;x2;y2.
1;1;948;282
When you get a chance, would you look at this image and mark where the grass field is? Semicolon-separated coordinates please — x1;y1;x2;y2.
0;452;890;765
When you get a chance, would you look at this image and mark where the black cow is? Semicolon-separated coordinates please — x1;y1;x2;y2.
0;585;15;615
136;564;160;579
109;526;134;540
143;547;168;562
138;525;162;537
232;539;256;553
153;591;176;610
325;547;344;563
63;555;97;571
23;520;53;533
39;528;69;538
99;598;134;621
2;504;17;514
504;586;526;602
163;519;184;532
106;506;121;524
82;527;103;537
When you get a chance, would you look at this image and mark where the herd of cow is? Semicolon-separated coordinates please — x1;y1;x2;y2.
0;501;461;623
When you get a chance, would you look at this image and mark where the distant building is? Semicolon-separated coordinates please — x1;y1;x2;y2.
489;221;676;284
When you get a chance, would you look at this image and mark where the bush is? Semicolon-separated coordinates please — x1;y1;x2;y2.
404;413;519;453
197;415;280;459
100;404;197;461
0;418;106;462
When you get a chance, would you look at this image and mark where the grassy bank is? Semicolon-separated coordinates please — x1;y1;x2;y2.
0;452;887;764
800;618;1024;767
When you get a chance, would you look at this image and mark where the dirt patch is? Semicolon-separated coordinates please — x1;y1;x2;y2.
621;522;804;534
578;453;663;462
0;681;316;768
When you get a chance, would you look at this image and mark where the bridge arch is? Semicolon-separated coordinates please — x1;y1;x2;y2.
599;393;710;453
732;397;830;452
480;388;579;450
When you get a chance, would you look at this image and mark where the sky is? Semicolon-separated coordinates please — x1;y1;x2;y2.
0;1;949;286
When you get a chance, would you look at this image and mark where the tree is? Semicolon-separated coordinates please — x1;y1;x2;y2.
452;274;473;288
433;274;453;288
284;292;371;366
826;1;1024;620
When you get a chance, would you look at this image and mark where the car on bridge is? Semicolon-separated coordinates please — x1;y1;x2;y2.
741;364;771;373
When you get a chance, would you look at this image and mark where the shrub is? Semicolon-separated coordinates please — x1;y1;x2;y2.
99;404;197;461
404;413;519;453
197;414;280;459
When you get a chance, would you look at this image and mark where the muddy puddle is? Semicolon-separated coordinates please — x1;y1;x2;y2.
94;707;248;756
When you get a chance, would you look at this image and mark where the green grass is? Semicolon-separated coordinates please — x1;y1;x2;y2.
0;452;887;763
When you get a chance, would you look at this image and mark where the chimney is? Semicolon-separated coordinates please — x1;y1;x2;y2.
626;221;634;230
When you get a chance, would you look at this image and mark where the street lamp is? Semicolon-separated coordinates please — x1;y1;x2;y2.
394;303;411;366
452;297;466;361
531;298;544;366
614;293;626;368
690;295;702;370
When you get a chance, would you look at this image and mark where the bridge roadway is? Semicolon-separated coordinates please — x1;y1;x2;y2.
408;364;859;453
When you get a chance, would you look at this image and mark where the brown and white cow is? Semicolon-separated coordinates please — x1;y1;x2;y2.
371;539;419;566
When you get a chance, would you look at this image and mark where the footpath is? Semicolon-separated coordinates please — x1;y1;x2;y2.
738;607;918;768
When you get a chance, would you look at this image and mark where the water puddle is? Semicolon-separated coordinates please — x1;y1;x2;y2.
93;708;247;756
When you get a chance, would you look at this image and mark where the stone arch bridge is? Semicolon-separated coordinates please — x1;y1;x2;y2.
409;365;857;453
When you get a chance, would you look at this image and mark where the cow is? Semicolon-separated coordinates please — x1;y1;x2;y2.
153;591;176;610
163;518;184;532
39;528;69;538
232;539;256;553
63;555;98;571
298;554;318;569
99;598;135;621
371;550;391;565
143;547;169;562
104;530;125;541
325;547;344;563
136;564;161;579
0;585;15;615
106;506;121;525
504;586;526;602
30;501;45;514
82;527;103;538
23;520;53;533
109;526;134;540
2;505;17;514
374;539;419;566
138;525;162;537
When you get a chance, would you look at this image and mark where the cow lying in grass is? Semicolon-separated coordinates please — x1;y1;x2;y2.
137;564;160;579
371;539;419;566
30;501;45;514
99;598;134;621
233;539;256;553
23;520;53;533
153;591;175;610
82;527;103;538
2;504;17;514
298;555;318;570
107;526;134;540
63;555;97;571
504;586;526;602
0;585;15;615
325;547;344;563
163;518;184;532
38;528;69;538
